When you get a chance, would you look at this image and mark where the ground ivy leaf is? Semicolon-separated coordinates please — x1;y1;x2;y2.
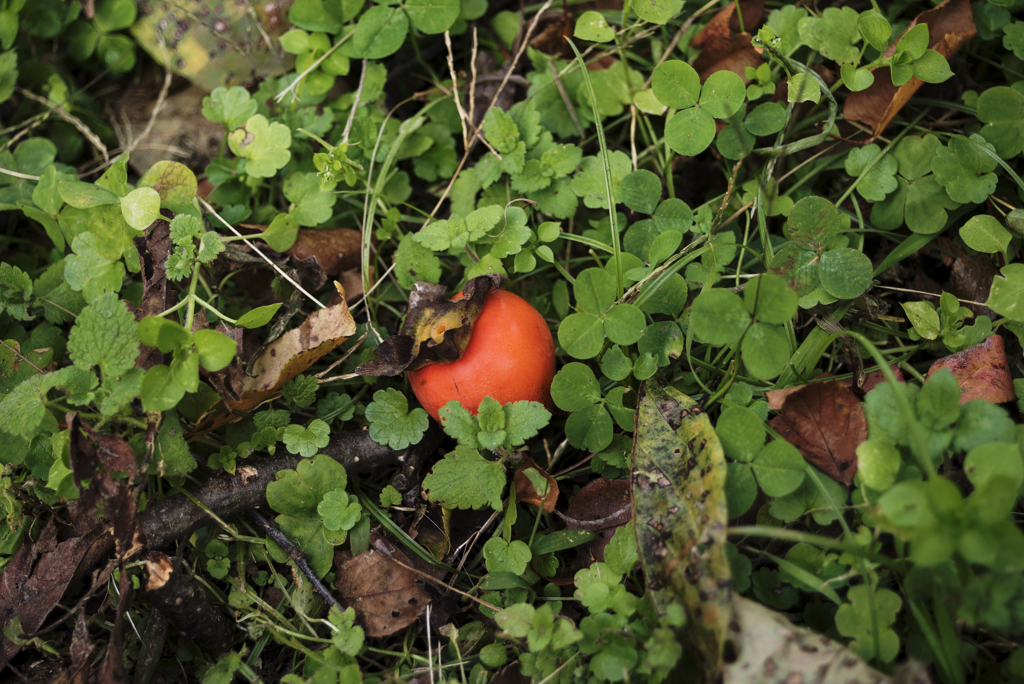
0;262;32;321
202;86;258;129
318;489;362;531
227;114;292;179
0;372;62;437
423;445;506;511
800;6;860;63
986;263;1024;321
574;10;613;41
931;135;998;204
282;419;331;457
482;107;521;156
284;172;336;227
844;144;898;202
835;585;902;663
570;151;631;210
365;388;428;450
67;291;139;379
483;537;532;575
64;233;124;303
978;84;1024;160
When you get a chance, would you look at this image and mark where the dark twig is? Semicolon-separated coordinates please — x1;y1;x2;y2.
248;510;343;612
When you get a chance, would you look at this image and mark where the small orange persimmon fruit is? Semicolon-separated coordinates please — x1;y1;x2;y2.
408;289;556;422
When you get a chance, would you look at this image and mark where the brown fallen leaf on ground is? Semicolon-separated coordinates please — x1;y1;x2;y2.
844;0;976;138
770;380;865;485
691;0;764;47
766;368;904;410
513;456;559;513
691;0;764;81
333;536;434;637
288;228;363;278
0;520;105;670
935;237;998;318
927;334;1015;404
189;296;357;437
563;477;631;565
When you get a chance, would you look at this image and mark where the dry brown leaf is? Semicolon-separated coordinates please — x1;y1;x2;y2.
0;521;104;669
693;34;763;82
188;298;356;437
513;457;559;512
767;368;905;410
564;477;631;565
287;228;363;278
691;0;764;48
927;334;1016;404
843;0;976;138
769;380;866;485
333;537;433;637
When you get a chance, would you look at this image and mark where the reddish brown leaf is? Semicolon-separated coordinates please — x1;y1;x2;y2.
0;521;102;668
693;34;763;82
927;334;1016;404
769;380;866;485
844;0;976;138
333;536;433;637
132;220;174;371
564;477;631;565
691;0;764;48
287;228;362;278
513;457;559;512
766;369;904;410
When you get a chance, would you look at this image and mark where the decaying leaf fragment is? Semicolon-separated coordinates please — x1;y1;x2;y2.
631;382;730;677
189;296;357;437
927;334;1015;404
723;597;930;684
844;0;976;139
769;380;866;485
357;274;504;376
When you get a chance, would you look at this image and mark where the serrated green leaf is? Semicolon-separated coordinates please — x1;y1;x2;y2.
423;445;506;511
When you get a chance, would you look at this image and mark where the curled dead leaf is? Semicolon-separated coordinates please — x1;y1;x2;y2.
844;0;976;139
356;274;504;376
188;298;357;438
927;334;1015;404
513;457;559;513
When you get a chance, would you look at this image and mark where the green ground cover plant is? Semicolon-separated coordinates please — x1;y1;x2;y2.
2;0;1024;682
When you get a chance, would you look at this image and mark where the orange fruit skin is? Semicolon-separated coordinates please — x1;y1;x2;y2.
408;289;556;422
